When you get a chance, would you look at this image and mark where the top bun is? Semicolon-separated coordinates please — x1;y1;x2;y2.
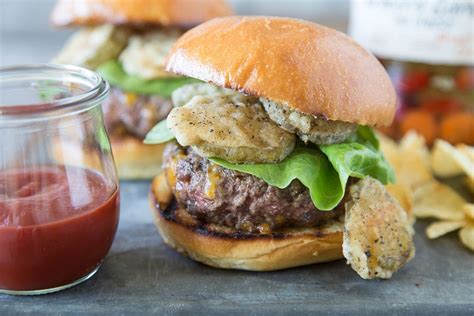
51;0;233;28
166;16;396;126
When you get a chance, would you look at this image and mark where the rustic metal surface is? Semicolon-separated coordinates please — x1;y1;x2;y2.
1;180;473;315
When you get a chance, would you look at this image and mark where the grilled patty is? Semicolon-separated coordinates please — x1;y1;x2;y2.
102;87;172;138
163;144;343;233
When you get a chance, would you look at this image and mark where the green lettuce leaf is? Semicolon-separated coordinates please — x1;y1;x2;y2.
210;148;343;210
144;119;174;144
323;126;394;185
97;60;199;97
210;127;394;210
347;125;380;150
319;144;395;192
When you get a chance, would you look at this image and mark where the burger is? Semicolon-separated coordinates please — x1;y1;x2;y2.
146;16;415;279
50;0;233;178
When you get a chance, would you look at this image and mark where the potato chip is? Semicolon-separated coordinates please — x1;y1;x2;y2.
379;132;433;190
456;144;474;161
454;145;474;179
394;132;433;189
465;176;474;194
426;220;465;239
386;184;413;218
459;225;474;251
463;204;474;221
431;140;474;179
378;132;473;250
378;133;401;168
431;140;464;177
400;132;431;164
413;181;466;220
396;160;433;190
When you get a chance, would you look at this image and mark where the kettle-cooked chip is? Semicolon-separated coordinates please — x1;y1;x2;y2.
413;181;466;221
431;140;474;178
385;183;414;223
426;220;465;239
465;176;474;194
397;132;433;189
431;140;464;177
379;132;433;190
464;203;474;221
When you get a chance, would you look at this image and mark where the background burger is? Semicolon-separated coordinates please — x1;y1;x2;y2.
50;0;233;179
146;16;415;279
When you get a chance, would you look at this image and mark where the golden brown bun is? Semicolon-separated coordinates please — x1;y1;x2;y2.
52;134;162;179
166;16;396;127
111;135;165;179
51;0;233;28
150;174;344;271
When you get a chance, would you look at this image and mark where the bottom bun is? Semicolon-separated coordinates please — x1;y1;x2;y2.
111;135;166;179
150;175;344;271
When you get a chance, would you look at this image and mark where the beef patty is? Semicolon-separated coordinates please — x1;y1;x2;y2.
163;144;343;233
102;87;172;138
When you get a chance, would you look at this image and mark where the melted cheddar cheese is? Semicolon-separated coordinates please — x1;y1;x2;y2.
204;165;221;200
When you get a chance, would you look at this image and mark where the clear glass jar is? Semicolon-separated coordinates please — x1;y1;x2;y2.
0;64;120;295
349;0;474;145
379;61;473;145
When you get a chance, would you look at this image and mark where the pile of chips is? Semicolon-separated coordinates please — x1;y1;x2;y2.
379;132;474;251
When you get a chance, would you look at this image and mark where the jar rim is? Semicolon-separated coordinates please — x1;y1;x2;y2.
0;64;109;116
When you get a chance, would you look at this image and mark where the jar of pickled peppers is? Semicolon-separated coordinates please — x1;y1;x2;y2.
349;0;474;145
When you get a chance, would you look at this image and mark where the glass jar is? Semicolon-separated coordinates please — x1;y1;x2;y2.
349;0;474;145
379;60;473;145
0;64;120;295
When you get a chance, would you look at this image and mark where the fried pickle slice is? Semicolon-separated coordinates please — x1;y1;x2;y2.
343;177;415;279
167;94;296;163
261;99;356;145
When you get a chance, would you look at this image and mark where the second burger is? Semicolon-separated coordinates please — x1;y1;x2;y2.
50;0;233;178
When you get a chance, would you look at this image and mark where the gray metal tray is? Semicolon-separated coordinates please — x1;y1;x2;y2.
1;181;473;315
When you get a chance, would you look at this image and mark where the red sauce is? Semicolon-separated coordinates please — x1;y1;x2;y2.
0;166;119;291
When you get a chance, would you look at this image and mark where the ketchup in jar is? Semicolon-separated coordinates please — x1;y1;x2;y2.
0;64;119;294
0;166;119;292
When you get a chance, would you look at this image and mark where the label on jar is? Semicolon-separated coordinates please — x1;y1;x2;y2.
349;0;474;65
